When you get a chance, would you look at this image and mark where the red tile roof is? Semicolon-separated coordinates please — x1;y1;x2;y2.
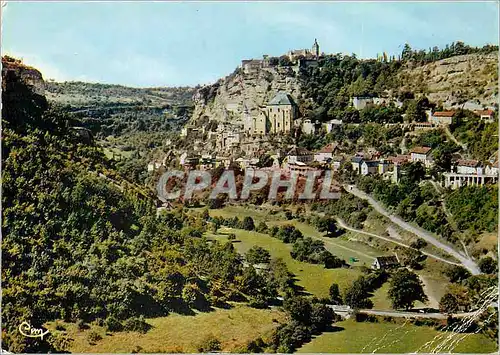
457;159;479;167
318;143;338;153
410;147;432;155
433;111;455;117
388;155;410;165
475;110;494;116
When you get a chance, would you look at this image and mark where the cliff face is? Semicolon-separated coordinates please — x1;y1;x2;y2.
1;56;50;133
397;53;498;109
1;56;45;96
191;65;303;125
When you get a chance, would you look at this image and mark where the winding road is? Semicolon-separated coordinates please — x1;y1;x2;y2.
335;218;461;267
344;185;481;275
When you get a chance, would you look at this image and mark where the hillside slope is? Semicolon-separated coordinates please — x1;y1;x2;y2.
397;53;498;110
45;81;195;109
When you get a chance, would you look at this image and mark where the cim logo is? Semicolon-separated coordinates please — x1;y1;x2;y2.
18;321;49;340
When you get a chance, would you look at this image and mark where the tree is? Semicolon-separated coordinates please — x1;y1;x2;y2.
343;276;373;309
399;247;426;269
316;217;338;237
242;216;255;231
256;221;268;233
478;257;497;274
329;283;342;305
439;284;471;314
439;293;459;314
405;99;426;122
388;269;428;310
445;265;472;283
401;161;426;184
283;296;312;325
410;238;428;250
401;43;413;61
245;246;271;265
310;303;336;333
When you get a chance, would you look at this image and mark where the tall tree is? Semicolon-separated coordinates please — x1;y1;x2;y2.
388;269;428;310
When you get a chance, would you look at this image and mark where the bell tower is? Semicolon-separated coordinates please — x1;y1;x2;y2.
312;38;319;58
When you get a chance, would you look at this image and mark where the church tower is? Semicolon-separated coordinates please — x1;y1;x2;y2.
312;39;319;58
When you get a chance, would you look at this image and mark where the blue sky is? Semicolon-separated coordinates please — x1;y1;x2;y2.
2;1;498;87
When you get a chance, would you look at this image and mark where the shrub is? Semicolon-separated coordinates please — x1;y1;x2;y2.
123;316;151;334
105;315;123;332
242;216;255;231
197;335;221;352
87;330;102;344
227;233;236;240
76;320;89;331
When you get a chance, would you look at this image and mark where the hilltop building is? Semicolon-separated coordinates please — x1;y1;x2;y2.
287;39;320;61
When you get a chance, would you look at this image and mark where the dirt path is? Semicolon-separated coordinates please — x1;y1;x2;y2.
419;275;440;309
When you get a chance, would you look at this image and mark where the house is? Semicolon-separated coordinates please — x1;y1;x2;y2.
302;119;316;135
455;159;482;175
314;143;338;163
324;119;343;133
413;122;435;131
288;161;317;176
352;96;374;110
378;159;390;174
351;156;364;174
475;109;495;123
287;147;313;164
410;147;433;167
372;255;400;270
485;160;499;176
361;161;379;175
430;111;455;126
330;156;344;171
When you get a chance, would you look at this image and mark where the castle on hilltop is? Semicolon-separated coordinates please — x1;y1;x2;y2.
241;39;322;74
287;38;320;61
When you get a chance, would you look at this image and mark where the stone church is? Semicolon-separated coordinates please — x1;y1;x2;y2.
244;92;298;135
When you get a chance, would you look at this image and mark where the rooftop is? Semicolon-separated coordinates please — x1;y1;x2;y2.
288;146;312;156
317;143;338;153
268;92;296;106
433;111;456;117
375;255;399;267
410;147;432;155
475;109;495;116
457;159;480;167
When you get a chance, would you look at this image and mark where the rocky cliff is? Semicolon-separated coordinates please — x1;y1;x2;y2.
191;65;303;125
1;56;45;96
397;53;498;110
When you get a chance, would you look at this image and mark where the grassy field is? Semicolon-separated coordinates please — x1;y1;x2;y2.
46;305;284;353
370;282;393;310
297;319;497;353
266;219;381;266
214;227;361;297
